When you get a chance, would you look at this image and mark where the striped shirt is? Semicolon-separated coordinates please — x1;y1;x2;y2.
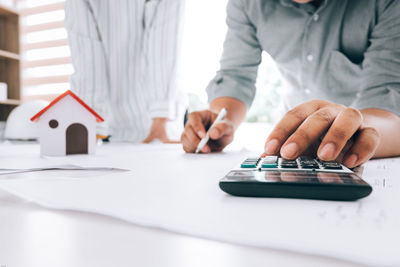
65;0;186;142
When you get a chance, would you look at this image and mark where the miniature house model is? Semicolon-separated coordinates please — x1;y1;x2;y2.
30;90;104;156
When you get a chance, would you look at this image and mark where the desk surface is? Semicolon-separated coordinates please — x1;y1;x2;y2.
0;123;369;267
0;189;362;267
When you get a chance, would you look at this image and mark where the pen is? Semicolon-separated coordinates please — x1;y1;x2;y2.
195;108;227;153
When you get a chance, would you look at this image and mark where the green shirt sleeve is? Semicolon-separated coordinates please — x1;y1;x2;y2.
351;0;400;116
206;0;262;108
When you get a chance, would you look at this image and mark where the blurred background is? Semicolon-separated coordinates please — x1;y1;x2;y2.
1;0;283;125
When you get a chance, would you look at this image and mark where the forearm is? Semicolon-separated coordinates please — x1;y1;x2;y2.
143;118;175;144
361;108;400;158
210;97;247;130
152;117;167;124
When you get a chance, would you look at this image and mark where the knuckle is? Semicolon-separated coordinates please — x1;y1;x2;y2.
345;107;362;121
287;108;306;121
309;99;320;106
315;109;334;124
363;127;380;140
311;99;329;107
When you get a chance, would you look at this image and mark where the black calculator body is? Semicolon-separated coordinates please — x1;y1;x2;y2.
219;156;372;201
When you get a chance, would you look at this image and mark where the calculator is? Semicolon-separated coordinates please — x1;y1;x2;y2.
219;156;372;201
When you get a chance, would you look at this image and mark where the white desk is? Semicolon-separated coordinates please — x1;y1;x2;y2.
0;124;387;267
0;189;362;267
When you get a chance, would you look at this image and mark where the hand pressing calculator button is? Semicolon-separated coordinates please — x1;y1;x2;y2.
220;156;372;201
261;156;278;168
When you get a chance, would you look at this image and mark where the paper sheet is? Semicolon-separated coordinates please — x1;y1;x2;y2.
0;143;399;266
0;165;128;176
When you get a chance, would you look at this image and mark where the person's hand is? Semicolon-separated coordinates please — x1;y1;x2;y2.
263;100;380;168
181;110;235;153
142;118;180;144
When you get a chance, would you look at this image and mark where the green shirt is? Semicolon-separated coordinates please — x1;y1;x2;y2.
206;0;400;116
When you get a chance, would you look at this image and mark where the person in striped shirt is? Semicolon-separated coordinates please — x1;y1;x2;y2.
65;0;186;143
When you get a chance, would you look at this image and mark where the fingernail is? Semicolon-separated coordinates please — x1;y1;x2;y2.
319;143;336;159
265;139;279;154
281;143;298;159
197;131;205;139
346;154;358;167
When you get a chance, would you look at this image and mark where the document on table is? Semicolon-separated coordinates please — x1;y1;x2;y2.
0;143;398;267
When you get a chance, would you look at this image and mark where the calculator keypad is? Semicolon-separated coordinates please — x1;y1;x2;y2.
239;156;350;173
222;156;371;201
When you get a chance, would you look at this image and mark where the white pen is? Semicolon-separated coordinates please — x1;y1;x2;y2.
195;108;227;153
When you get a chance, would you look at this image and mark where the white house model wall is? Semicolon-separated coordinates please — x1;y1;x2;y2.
37;95;97;156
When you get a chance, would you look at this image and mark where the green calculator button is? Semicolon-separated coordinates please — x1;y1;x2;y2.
261;163;277;168
261;156;278;168
241;163;257;168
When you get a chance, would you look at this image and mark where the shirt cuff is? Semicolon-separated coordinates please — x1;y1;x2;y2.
206;72;256;108
351;86;400;117
149;101;173;119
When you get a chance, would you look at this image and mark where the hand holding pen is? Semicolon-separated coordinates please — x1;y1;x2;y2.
195;108;227;153
181;108;235;153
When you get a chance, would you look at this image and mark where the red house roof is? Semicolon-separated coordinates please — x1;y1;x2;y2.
30;90;104;123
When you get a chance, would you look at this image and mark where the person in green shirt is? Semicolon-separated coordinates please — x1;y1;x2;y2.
181;0;400;167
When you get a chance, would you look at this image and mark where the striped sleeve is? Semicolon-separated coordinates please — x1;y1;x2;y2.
142;0;183;119
64;0;111;135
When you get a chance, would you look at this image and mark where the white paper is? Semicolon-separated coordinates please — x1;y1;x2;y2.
0;143;399;266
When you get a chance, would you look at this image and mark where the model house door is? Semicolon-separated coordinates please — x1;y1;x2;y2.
66;123;88;155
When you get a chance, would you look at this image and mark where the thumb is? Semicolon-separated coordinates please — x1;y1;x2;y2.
209;120;234;140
